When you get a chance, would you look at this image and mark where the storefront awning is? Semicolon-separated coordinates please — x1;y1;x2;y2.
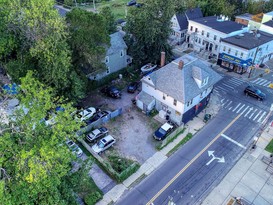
219;53;252;66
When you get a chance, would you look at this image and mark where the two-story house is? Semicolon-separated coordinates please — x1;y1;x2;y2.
218;30;273;74
187;16;247;57
136;54;222;125
170;8;203;44
88;31;132;80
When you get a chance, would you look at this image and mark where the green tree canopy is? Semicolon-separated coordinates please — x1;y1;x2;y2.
0;0;86;101
100;6;116;34
0;71;81;204
125;0;175;67
66;8;110;75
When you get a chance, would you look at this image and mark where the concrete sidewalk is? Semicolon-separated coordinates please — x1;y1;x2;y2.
202;125;273;205
96;94;221;205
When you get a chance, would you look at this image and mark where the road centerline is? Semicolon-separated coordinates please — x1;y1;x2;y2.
146;114;242;205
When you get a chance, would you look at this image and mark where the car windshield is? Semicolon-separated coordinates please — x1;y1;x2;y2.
97;141;105;148
158;128;167;135
77;113;83;118
256;89;261;94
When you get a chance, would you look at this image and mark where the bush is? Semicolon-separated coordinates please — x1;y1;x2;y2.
107;152;134;173
84;191;102;205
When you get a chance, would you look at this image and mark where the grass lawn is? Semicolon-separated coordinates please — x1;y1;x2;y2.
79;0;129;20
265;139;273;153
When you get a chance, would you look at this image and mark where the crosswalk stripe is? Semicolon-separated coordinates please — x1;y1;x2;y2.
222;83;235;90
220;98;226;103
233;103;241;112
253;110;262;121
217;86;230;92
222;100;230;106
229;106;233;110
265;82;271;87
236;104;245;113
225;101;232;108
257;111;267;123
244;107;253;117
241;106;249;115
249;109;257;119
228;80;242;85
255;78;264;84
260;81;270;86
252;78;261;83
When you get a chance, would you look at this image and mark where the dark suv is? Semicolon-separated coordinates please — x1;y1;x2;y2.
244;86;266;100
101;86;121;98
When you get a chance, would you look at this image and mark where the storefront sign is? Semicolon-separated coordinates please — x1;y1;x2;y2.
219;53;252;66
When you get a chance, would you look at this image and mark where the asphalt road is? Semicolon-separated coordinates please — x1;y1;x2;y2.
115;75;272;205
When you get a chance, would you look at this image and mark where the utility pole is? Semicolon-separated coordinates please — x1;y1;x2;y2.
248;46;260;78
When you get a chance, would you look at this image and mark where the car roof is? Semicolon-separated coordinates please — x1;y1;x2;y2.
161;122;173;131
91;129;100;135
101;135;115;142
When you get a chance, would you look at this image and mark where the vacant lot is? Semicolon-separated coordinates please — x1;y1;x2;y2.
81;85;161;164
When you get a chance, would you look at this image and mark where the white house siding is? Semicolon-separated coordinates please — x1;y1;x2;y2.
220;42;249;61
260;24;273;35
170;15;186;43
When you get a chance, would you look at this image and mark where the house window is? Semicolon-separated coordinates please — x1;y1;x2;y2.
181;33;184;37
207;32;210;38
214;35;217;40
106;67;110;74
163;95;166;100
251;52;254;57
223;46;226;51
173;99;177;106
190;26;193;31
215;45;218;50
266;45;269;50
202;40;205;45
228;48;231;54
235;50;238;56
120;50;124;57
105;56;109;63
240;52;243;58
195;28;198;32
187;99;193;106
201;30;204;35
198;38;201;44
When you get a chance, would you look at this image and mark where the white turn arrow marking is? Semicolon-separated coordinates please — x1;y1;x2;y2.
206;150;225;166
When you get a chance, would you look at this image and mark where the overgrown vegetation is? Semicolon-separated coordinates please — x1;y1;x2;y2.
107;152;135;173
265;139;273;153
157;128;186;150
167;133;193;156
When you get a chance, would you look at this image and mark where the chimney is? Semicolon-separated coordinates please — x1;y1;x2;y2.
178;60;184;70
160;51;166;67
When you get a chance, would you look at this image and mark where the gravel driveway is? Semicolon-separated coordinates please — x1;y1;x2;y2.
80;85;160;164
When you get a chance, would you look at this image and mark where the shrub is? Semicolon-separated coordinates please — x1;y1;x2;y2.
84;191;102;205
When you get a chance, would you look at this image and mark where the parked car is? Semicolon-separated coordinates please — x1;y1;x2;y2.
244;86;266;101
135;3;143;7
153;122;174;141
127;0;136;6
66;140;83;157
92;135;116;154
101;86;121;98
75;107;97;121
86;110;111;124
127;81;140;93
86;127;109;142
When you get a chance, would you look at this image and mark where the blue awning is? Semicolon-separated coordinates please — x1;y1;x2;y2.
219;53;252;66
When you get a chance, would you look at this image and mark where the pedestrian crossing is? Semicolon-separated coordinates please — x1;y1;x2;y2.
250;78;273;87
214;77;244;95
220;98;267;123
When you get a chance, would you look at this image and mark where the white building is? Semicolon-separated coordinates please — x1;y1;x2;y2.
136;54;222;125
187;16;248;56
218;30;273;73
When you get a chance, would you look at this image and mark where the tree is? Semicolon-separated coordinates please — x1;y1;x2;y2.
125;0;175;67
66;8;110;75
100;6;116;34
0;71;82;204
0;0;87;101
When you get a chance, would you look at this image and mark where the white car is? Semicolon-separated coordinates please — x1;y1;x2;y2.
86;127;108;142
66;140;83;157
75;107;96;122
92;135;116;154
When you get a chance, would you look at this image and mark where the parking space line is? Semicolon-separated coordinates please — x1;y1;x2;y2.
221;134;246;149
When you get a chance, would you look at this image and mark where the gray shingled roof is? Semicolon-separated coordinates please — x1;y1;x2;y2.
146;54;222;103
107;32;127;55
221;30;273;49
192;16;245;34
175;8;203;31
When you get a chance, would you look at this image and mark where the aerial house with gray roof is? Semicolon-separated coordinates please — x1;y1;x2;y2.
136;54;222;125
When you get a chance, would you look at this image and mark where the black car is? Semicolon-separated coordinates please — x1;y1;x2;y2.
244;86;266;100
86;111;111;124
127;0;136;6
127;82;140;93
101;86;121;98
153;122;174;141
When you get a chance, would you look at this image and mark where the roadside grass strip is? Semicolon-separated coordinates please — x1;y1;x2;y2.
167;133;193;157
265;139;273;153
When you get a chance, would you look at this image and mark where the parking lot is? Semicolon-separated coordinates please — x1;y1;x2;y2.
80;84;161;164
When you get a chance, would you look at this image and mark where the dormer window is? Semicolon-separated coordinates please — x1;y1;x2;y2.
120;50;124;57
202;77;208;86
105;56;109;64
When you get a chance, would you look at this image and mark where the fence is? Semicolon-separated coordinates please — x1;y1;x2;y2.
79;139;139;182
77;108;122;136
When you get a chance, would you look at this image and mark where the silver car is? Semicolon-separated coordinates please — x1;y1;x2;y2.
86;127;108;142
92;135;116;154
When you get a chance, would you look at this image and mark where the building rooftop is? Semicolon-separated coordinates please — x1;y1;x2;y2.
144;54;222;103
235;13;253;21
263;20;273;28
221;30;273;49
175;8;203;30
107;32;127;55
191;16;245;34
